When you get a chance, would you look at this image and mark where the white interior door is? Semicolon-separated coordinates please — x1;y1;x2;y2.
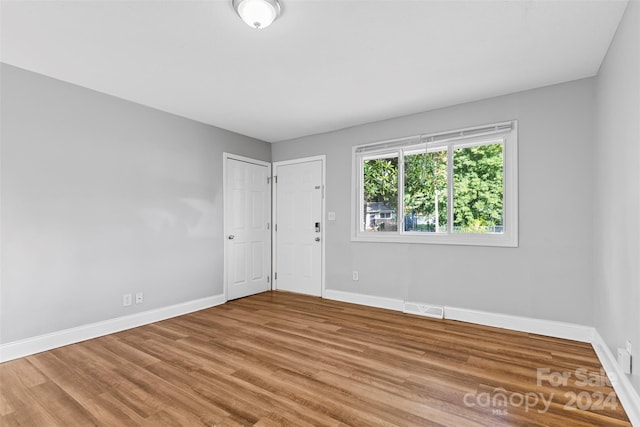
225;155;271;300
274;158;324;296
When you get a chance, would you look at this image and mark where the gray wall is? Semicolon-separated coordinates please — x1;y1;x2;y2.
273;78;595;325
594;1;640;393
0;64;270;343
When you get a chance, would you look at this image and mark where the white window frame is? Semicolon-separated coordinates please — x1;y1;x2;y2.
351;121;518;247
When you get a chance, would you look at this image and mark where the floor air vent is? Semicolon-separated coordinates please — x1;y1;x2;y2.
403;302;444;319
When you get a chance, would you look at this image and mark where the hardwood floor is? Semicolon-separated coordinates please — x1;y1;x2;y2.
0;291;631;426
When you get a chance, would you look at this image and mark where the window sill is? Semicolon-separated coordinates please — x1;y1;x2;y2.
351;233;518;247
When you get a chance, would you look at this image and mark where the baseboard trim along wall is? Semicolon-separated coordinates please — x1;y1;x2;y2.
0;294;226;363
443;306;595;343
323;289;593;341
323;289;405;311
323;289;639;424
592;330;640;426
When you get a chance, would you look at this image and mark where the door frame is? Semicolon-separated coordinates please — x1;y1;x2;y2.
222;152;272;302
272;155;326;298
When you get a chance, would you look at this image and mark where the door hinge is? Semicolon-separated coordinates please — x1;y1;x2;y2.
275;224;277;232
267;275;270;283
275;272;278;280
267;222;270;230
274;175;278;184
267;177;271;184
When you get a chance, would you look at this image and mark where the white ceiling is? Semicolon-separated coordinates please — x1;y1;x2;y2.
1;0;628;142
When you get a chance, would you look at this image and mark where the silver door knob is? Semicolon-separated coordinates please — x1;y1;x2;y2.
228;235;235;240
315;237;321;242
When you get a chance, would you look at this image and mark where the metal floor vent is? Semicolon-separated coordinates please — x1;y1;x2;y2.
403;302;444;319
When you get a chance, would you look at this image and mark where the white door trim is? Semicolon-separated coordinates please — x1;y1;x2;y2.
223;153;272;302
272;155;326;298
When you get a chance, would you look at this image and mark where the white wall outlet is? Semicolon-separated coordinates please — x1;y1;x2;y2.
123;293;132;307
352;271;359;281
135;292;144;304
626;339;632;355
328;211;336;221
618;347;632;374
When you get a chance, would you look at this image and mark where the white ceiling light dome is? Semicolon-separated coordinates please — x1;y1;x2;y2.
232;0;282;30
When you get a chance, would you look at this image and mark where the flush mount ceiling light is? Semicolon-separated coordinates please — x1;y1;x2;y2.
232;0;281;30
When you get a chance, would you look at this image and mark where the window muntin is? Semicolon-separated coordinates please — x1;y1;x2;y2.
352;121;517;247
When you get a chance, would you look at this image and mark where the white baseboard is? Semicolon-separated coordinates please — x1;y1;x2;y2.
0;294;225;363
323;289;404;311
591;330;640;426
443;306;595;343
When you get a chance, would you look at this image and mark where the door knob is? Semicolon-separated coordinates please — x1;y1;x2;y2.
315;237;321;242
228;235;235;240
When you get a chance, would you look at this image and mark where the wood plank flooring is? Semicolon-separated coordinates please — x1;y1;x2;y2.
0;291;632;426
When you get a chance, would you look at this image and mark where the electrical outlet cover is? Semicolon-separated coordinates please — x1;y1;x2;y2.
618;347;632;374
626;340;632;354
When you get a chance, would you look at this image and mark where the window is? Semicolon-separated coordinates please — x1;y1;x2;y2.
352;121;518;246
